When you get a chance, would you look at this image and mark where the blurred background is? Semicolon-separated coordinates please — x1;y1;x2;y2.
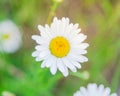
0;0;120;96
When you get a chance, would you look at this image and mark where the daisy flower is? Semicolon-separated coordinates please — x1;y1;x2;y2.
32;17;89;76
2;91;16;96
0;20;22;53
73;83;117;96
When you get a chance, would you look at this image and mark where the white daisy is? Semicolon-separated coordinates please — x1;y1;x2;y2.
73;83;117;96
2;91;16;96
0;20;22;53
32;17;89;76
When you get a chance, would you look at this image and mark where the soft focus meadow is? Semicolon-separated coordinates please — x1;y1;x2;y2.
0;0;120;96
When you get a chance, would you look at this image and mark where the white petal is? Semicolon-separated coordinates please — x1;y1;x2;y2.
77;33;87;43
70;48;87;55
62;57;77;72
50;59;57;75
50;64;57;75
80;87;87;96
98;84;104;94
35;45;48;51
56;59;68;76
45;24;54;38
36;57;43;61
32;51;39;57
71;34;87;44
38;25;51;39
40;51;49;57
51;18;61;36
32;35;49;44
57;59;65;72
59;17;66;35
75;28;81;34
103;88;110;95
41;60;46;68
62;67;69;77
53;17;58;23
44;24;53;38
110;93;118;96
68;54;88;63
32;35;40;40
73;43;89;49
38;25;45;33
36;52;49;62
45;55;55;68
67;23;79;37
79;43;89;49
63;23;73;38
87;83;97;95
68;58;81;69
41;55;54;68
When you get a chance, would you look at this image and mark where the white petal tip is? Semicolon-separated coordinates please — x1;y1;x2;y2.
77;66;81;69
72;69;77;73
85;58;88;62
38;25;44;31
41;66;45;68
111;94;118;96
37;25;41;29
63;73;68;77
32;53;36;57
53;17;58;22
36;58;41;61
86;44;90;47
51;72;56;75
50;69;57;75
31;35;36;40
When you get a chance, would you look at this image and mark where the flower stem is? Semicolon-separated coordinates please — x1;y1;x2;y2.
47;0;61;24
111;53;120;92
70;71;89;80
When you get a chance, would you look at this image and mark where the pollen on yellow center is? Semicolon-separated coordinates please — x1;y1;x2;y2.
2;34;10;40
49;36;70;58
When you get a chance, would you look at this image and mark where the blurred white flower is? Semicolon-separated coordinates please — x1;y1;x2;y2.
73;83;117;96
32;17;89;76
0;20;22;53
2;91;16;96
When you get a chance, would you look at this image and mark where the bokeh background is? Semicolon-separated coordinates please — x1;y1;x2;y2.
0;0;120;96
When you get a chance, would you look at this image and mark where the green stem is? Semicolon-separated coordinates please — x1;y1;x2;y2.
111;54;120;92
70;71;89;80
47;0;60;24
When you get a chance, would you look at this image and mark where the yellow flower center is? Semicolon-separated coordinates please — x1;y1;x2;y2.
2;34;10;40
49;36;70;58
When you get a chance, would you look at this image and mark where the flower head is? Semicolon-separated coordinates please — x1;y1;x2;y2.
32;17;89;76
2;91;16;96
0;20;22;53
73;83;117;96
